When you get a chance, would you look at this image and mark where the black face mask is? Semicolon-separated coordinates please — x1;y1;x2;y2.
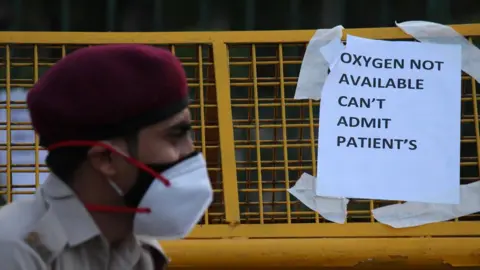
123;152;198;208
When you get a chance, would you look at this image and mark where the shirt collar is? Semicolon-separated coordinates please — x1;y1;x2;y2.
41;174;101;246
40;174;144;267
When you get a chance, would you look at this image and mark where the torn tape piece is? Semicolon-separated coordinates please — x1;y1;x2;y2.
319;37;345;70
373;181;480;228
294;25;344;100
396;20;480;82
288;173;349;224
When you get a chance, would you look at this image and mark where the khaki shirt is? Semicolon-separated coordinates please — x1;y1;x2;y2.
0;174;168;270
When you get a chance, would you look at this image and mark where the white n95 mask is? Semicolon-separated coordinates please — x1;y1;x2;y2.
132;152;213;239
47;141;213;240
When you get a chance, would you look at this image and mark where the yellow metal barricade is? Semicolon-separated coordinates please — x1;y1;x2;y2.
0;24;479;268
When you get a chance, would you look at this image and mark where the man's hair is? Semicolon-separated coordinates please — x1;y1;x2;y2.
46;147;90;183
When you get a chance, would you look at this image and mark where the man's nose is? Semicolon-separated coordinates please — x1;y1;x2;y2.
179;137;195;158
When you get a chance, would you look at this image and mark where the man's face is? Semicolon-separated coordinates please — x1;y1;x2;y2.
136;108;194;166
93;108;194;195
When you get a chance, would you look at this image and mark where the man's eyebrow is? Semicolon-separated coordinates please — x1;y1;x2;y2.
167;121;192;131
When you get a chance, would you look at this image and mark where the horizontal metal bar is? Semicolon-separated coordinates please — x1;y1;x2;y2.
0;24;478;44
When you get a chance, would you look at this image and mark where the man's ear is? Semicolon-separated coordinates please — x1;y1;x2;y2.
87;145;116;177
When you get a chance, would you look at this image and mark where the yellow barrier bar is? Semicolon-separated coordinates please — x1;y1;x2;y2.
278;44;292;223
185;222;480;238
470;38;480;178
161;238;480;268
0;24;478;44
197;44;210;225
251;44;265;224
33;45;40;191
212;40;241;223
0;24;479;268
5;45;12;203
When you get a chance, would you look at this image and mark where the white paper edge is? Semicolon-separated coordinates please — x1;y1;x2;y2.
373;181;480;228
294;25;344;100
396;20;480;82
291;37;348;223
292;21;480;228
371;21;480;228
289;173;349;224
319;37;346;70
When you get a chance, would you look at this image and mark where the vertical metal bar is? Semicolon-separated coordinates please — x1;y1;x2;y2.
212;40;240;224
60;0;71;31
106;0;117;31
426;0;451;24
278;44;292;223
153;0;164;30
33;45;39;189
203;52;221;224
369;199;375;222
245;0;255;30
287;1;302;202
469;37;480;179
198;45;209;224
307;100;320;223
251;44;264;224
5;45;11;202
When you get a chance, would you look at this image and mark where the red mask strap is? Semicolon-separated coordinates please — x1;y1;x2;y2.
48;140;171;214
48;140;171;187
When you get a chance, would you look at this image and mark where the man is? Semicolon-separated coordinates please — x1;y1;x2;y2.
0;44;214;269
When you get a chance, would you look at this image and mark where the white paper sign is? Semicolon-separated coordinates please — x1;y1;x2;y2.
315;35;462;204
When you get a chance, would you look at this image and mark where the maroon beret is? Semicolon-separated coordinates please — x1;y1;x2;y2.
27;44;189;147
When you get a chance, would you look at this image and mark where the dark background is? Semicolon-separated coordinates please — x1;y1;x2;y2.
0;0;478;32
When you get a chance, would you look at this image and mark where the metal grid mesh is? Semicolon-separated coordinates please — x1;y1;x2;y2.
0;43;226;224
229;37;480;224
0;30;478;229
